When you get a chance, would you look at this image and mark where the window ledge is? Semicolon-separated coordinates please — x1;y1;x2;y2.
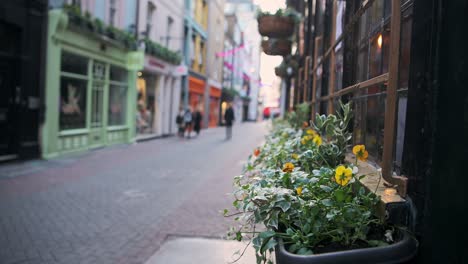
346;154;404;204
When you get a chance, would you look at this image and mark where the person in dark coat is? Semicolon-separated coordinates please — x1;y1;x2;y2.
224;102;235;140
176;109;185;138
193;108;203;136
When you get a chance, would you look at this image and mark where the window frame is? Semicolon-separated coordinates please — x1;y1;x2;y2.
306;0;412;195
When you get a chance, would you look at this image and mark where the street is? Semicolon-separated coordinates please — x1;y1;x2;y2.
0;122;268;264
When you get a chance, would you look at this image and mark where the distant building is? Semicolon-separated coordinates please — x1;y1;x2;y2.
182;0;207;120
135;0;185;138
204;0;225;128
224;0;262;121
42;0;143;158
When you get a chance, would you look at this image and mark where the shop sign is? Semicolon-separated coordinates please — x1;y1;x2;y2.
173;64;188;77
127;51;145;71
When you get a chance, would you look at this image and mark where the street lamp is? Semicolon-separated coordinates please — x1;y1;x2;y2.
285;66;293;112
286;66;293;76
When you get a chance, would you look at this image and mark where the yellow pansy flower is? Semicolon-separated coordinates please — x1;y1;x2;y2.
352;145;369;162
312;135;322;146
282;162;295;173
296;186;303;196
335;165;353;186
292;153;299;160
306;129;317;136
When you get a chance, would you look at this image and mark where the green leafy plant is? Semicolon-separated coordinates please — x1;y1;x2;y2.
222;87;240;102
62;3;138;51
257;8;302;23
225;102;393;263
144;39;182;65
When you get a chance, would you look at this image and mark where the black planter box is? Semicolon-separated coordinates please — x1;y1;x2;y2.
275;230;418;264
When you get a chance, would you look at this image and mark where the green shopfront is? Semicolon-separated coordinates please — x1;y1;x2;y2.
42;10;143;158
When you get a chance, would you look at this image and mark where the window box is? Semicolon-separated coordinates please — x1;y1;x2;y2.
275;229;418;264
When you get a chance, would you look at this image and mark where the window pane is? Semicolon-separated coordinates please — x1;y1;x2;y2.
108;85;127;126
110;66;128;83
369;0;384;31
334;48;344;91
356;46;368;82
61;51;88;75
351;84;387;164
91;84;104;128
60;77;87;130
399;12;413;89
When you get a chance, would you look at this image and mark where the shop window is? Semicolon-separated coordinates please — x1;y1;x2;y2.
109;66;128;126
108;85;127;126
110;66;128;83
61;51;88;75
59;51;89;131
59;77;87;130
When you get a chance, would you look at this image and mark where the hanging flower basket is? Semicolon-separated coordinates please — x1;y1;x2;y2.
258;15;295;38
262;39;292;56
275;66;287;77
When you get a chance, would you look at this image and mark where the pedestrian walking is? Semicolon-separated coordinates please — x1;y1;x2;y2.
184;107;193;139
193;108;203;136
224;102;235;140
176;109;185;138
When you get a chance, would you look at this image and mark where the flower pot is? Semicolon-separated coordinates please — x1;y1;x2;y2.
258;15;295;38
262;39;292;56
275;230;418;264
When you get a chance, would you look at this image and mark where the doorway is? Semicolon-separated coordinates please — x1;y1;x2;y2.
0;22;21;161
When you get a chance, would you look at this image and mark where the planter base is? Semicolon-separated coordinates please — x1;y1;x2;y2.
275;230;418;264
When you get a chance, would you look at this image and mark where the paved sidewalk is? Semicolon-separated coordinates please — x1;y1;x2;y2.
0;122;268;264
144;237;258;264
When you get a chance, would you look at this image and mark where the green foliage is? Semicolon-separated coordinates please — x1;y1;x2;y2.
222;87;240;102
257;8;302;23
63;3;138;50
286;102;310;129
144;39;182;65
226;102;391;263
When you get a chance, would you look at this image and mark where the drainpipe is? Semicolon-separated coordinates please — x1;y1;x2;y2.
135;0;140;39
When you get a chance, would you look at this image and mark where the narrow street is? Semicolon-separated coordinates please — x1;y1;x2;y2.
0;122;268;264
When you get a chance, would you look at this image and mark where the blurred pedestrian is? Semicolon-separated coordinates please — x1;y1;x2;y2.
176;109;185;138
184;107;193;139
193;107;203;136
224;102;235;140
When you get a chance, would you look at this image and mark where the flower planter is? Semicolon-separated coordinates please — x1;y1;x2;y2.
275;229;418;264
258;15;295;38
262;39;292;56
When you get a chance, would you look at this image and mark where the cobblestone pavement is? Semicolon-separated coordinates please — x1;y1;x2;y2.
0;122;268;264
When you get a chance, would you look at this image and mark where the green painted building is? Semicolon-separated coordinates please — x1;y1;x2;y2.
42;10;143;159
